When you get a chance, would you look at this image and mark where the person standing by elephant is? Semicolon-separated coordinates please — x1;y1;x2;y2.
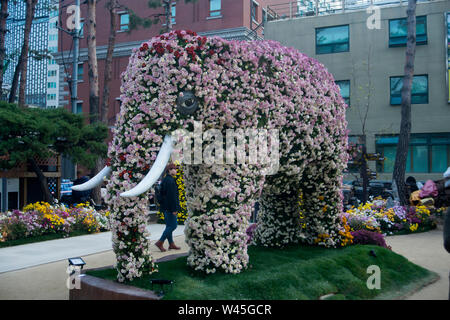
155;163;181;252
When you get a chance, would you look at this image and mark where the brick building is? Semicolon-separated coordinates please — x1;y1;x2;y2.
54;0;285;130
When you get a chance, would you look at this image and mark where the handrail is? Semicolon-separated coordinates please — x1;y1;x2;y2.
266;0;432;21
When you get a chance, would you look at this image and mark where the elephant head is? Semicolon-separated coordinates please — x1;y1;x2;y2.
73;30;349;282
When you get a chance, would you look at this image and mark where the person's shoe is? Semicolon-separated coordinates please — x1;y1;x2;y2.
168;243;181;250
155;240;166;252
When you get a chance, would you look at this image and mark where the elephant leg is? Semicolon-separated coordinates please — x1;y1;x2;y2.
298;160;346;247
184;164;264;274
252;174;303;247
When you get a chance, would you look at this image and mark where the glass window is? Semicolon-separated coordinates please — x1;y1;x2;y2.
336;80;350;106
432;145;447;173
376;133;450;173
209;0;221;17
77;20;84;37
316;25;349;54
251;1;258;21
120;13;129;30
346;135;364;173
77;64;83;80
390;75;428;105
76;102;83;114
412;145;428;172
171;4;176;24
389;16;427;47
382;146;396;173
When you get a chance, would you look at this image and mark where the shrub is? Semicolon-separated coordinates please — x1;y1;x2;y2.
0;201;110;242
350;230;391;250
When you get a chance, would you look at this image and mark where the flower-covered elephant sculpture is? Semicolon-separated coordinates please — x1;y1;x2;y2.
73;30;349;282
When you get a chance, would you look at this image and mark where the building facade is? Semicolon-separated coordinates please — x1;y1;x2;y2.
265;0;450;181
54;0;286;127
4;0;59;108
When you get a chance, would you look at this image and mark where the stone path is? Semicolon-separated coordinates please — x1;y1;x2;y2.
0;224;184;273
385;228;450;300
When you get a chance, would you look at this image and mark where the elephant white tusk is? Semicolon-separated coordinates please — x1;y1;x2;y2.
71;166;112;191
120;135;173;197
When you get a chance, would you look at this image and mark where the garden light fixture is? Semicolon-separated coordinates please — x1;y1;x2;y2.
68;257;86;269
150;279;174;296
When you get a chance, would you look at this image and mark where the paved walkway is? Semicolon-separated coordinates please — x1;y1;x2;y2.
0;225;448;300
0;224;188;300
385;228;450;300
0;224;185;274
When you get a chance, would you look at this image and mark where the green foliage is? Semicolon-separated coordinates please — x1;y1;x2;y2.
0;101;108;169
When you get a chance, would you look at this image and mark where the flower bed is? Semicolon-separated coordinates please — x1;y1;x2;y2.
341;197;445;236
0;202;110;243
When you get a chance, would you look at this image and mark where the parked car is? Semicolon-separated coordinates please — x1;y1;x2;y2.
344;179;394;205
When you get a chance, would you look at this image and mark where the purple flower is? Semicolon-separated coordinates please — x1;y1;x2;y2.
350;230;391;249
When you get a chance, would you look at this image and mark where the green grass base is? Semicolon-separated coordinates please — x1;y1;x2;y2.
86;244;438;300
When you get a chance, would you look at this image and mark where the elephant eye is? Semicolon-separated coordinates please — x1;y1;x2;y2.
176;91;199;116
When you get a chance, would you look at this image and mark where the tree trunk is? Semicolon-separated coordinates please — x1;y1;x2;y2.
9;0;37;107
393;0;417;206
87;0;99;122
0;0;9;95
360;144;368;204
163;0;171;33
86;0;101;204
101;0;117;124
29;158;54;204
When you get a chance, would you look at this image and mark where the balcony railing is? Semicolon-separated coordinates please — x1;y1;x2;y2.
266;0;432;21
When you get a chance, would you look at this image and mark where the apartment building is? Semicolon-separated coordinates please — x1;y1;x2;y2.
3;0;59;108
265;0;450;181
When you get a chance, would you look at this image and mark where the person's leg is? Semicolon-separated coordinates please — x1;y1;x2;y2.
155;211;173;252
168;212;180;249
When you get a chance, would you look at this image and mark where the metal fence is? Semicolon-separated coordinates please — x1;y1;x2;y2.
266;0;431;21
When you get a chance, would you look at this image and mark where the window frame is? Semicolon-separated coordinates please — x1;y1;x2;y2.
171;3;176;24
376;133;450;173
119;12;130;31
315;24;350;55
389;74;429;105
251;0;259;23
335;80;350;107
388;15;427;47
208;0;222;18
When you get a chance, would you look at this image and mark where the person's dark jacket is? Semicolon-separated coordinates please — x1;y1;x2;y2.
160;174;180;213
444;207;450;253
